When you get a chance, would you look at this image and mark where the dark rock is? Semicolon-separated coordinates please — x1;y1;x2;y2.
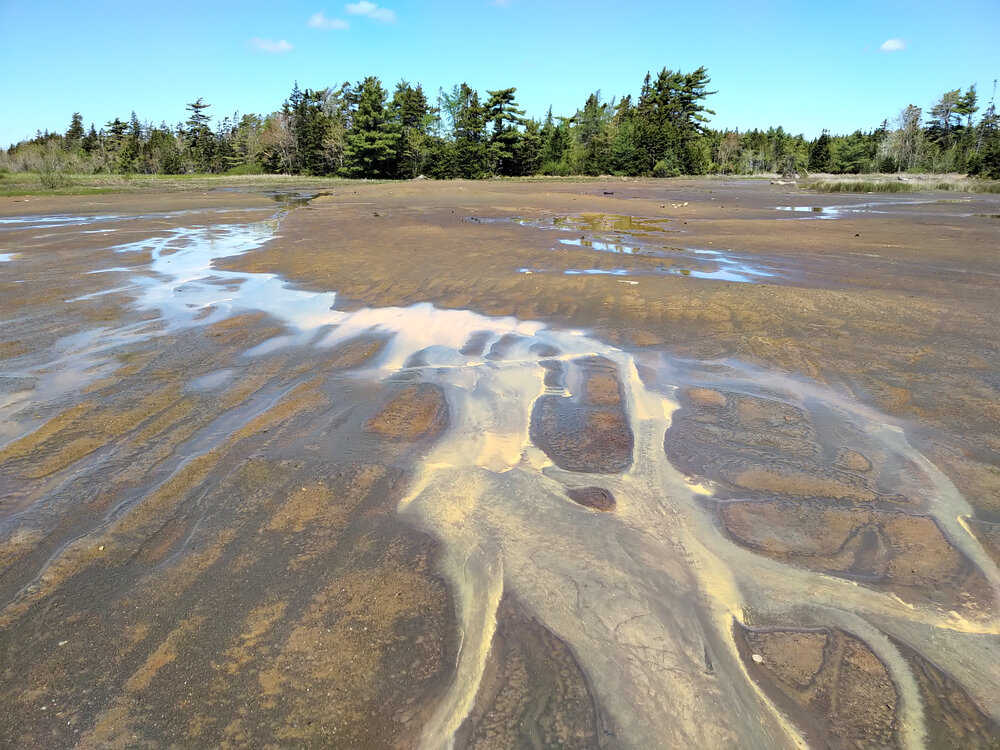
567;486;616;511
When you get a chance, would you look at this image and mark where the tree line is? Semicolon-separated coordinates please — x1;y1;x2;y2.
4;70;999;180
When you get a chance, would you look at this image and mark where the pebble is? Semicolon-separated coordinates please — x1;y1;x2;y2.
751;653;763;664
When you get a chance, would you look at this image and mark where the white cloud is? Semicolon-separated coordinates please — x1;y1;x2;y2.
879;38;905;52
345;1;396;23
308;12;349;29
249;38;294;53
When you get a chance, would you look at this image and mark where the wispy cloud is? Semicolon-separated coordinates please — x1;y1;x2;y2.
249;38;294;53
879;38;905;53
308;12;349;29
345;1;396;23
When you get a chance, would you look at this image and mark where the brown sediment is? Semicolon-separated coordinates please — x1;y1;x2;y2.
734;623;901;749
530;356;633;473
834;448;873;472
966;518;1000;567
455;595;603;749
720;499;995;615
566;486;616;511
731;467;877;503
888;636;1000;749
365;383;449;440
687;386;727;407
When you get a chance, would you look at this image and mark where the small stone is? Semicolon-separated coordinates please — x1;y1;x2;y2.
751;653;763;664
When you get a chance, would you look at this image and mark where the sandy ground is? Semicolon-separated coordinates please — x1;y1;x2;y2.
0;178;998;748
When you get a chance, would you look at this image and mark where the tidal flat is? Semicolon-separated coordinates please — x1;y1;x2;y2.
1;178;998;748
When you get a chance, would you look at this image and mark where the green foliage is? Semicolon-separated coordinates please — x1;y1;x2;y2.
511;120;542;176
344;76;401;178
224;162;265;176
9;71;997;181
808;131;832;172
452;83;487;178
39;169;74;188
485;87;527;176
652;152;681;177
805;180;917;193
65;113;85;147
806;177;1000;193
393;81;432;178
184;98;215;172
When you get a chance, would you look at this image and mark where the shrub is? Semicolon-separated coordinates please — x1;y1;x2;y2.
38;170;73;188
652;153;681;178
224;163;266;176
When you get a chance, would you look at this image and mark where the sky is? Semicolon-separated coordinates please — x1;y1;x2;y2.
1;0;998;146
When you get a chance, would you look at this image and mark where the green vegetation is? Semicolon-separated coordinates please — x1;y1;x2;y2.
803;176;1000;193
4;71;999;184
0;172;358;197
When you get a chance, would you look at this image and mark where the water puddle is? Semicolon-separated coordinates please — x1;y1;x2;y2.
0;214;125;230
505;213;781;283
775;205;840;218
774;198;949;219
0;207;272;234
267;190;332;208
680;248;776;282
563;268;632;276
558;237;640;254
554;213;672;234
0;253;18;262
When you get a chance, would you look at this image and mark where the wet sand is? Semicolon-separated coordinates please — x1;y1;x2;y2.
1;178;998;748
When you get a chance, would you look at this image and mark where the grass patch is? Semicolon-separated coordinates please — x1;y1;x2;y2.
0;172;367;197
805;180;918;193
804;175;1000;194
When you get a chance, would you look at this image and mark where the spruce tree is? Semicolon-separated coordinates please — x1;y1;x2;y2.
344;76;401;178
65;113;85;147
808;130;832;172
184;98;214;172
452;83;487;178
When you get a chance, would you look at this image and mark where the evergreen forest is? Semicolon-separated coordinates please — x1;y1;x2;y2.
4;68;1000;180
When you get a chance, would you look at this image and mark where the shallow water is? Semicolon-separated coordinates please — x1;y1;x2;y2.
1;204;998;748
516;213;781;282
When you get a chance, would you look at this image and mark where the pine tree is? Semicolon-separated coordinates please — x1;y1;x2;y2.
927;89;963;146
287;87;331;175
64;113;85;147
485;87;525;175
452;83;487;178
808;130;832;172
81;124;99;154
184;98;214;172
392;81;432;177
344;76;401;178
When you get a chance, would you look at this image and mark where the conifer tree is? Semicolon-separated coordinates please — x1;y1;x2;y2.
452;83;487;178
485;87;525;175
808;130;832;172
64;113;85;147
344;76;400;178
184;98;214;172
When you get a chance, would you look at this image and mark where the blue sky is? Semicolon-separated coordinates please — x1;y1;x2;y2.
1;0;997;146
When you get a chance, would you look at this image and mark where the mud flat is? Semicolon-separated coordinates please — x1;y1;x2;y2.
1;178;998;748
